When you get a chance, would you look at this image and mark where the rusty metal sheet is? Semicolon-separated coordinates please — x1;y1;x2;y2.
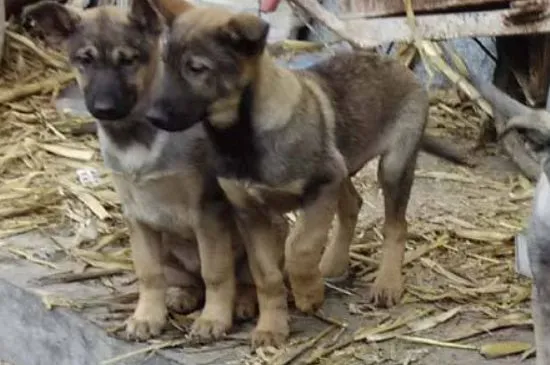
345;0;510;18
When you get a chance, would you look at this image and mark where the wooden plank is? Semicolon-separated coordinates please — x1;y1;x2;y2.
344;9;550;46
0;0;4;63
345;0;509;18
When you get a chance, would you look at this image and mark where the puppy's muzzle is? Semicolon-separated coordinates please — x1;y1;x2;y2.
146;107;181;132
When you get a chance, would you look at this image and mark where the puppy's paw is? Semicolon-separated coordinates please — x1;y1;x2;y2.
125;308;167;341
190;316;231;342
319;249;350;280
251;324;289;349
234;286;258;321
166;286;203;314
366;275;404;308
292;278;325;314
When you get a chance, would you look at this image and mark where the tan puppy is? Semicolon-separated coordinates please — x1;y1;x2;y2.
143;5;470;347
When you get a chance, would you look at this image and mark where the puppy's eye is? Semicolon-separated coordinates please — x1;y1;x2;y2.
186;57;210;74
76;51;95;66
118;54;138;67
114;48;139;67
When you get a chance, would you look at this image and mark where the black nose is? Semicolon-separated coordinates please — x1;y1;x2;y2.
90;99;118;120
146;108;170;129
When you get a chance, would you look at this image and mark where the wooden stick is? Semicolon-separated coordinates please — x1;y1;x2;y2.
287;0;377;49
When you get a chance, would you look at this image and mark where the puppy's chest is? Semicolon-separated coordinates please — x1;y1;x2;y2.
112;173;198;234
99;131;200;234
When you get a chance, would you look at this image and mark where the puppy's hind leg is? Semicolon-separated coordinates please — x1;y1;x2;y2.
369;135;422;308
163;232;205;314
319;177;362;280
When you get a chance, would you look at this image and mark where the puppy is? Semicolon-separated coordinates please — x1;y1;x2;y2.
144;5;469;347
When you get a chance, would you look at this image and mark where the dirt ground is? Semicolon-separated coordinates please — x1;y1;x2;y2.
309;146;536;365
0;31;538;363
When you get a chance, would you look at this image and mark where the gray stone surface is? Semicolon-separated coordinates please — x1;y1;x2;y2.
0;278;180;365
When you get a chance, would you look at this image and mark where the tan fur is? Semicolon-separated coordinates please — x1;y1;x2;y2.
22;0;292;344
146;4;470;348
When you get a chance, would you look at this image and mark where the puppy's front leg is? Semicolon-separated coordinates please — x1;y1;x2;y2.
218;178;289;348
192;205;236;341
237;209;288;348
285;180;341;313
126;220;167;341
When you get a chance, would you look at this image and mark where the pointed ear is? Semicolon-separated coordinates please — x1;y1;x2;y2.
129;0;163;34
218;13;270;56
149;0;193;26
22;1;81;46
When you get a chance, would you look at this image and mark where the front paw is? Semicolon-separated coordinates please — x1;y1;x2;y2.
291;277;325;313
251;322;289;349
125;307;167;341
190;316;231;342
366;273;404;308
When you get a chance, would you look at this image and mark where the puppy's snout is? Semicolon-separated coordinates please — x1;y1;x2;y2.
89;98;121;120
146;106;170;129
93;99;116;114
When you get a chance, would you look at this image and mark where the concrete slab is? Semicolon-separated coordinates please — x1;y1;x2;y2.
0;278;181;365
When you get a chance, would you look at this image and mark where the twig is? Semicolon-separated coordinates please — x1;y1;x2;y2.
396;335;478;350
314;312;348;328
324;281;356;296
273;325;336;365
35;268;126;285
7;247;58;269
100;339;188;365
0;72;75;104
6;30;67;69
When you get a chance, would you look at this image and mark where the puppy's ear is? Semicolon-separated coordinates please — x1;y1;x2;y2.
218;13;270;56
129;0;163;34
23;1;81;46
149;0;193;26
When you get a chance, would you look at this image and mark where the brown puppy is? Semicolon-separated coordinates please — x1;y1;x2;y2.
144;6;468;347
23;0;288;342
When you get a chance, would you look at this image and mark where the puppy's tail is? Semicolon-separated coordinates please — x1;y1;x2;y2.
420;134;475;167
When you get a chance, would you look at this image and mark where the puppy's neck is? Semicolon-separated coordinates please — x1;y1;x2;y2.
252;53;302;131
207;52;301;132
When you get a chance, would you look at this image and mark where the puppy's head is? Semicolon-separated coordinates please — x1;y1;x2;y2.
23;0;165;121
145;7;270;132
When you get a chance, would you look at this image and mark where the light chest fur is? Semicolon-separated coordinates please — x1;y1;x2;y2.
97;123;206;236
